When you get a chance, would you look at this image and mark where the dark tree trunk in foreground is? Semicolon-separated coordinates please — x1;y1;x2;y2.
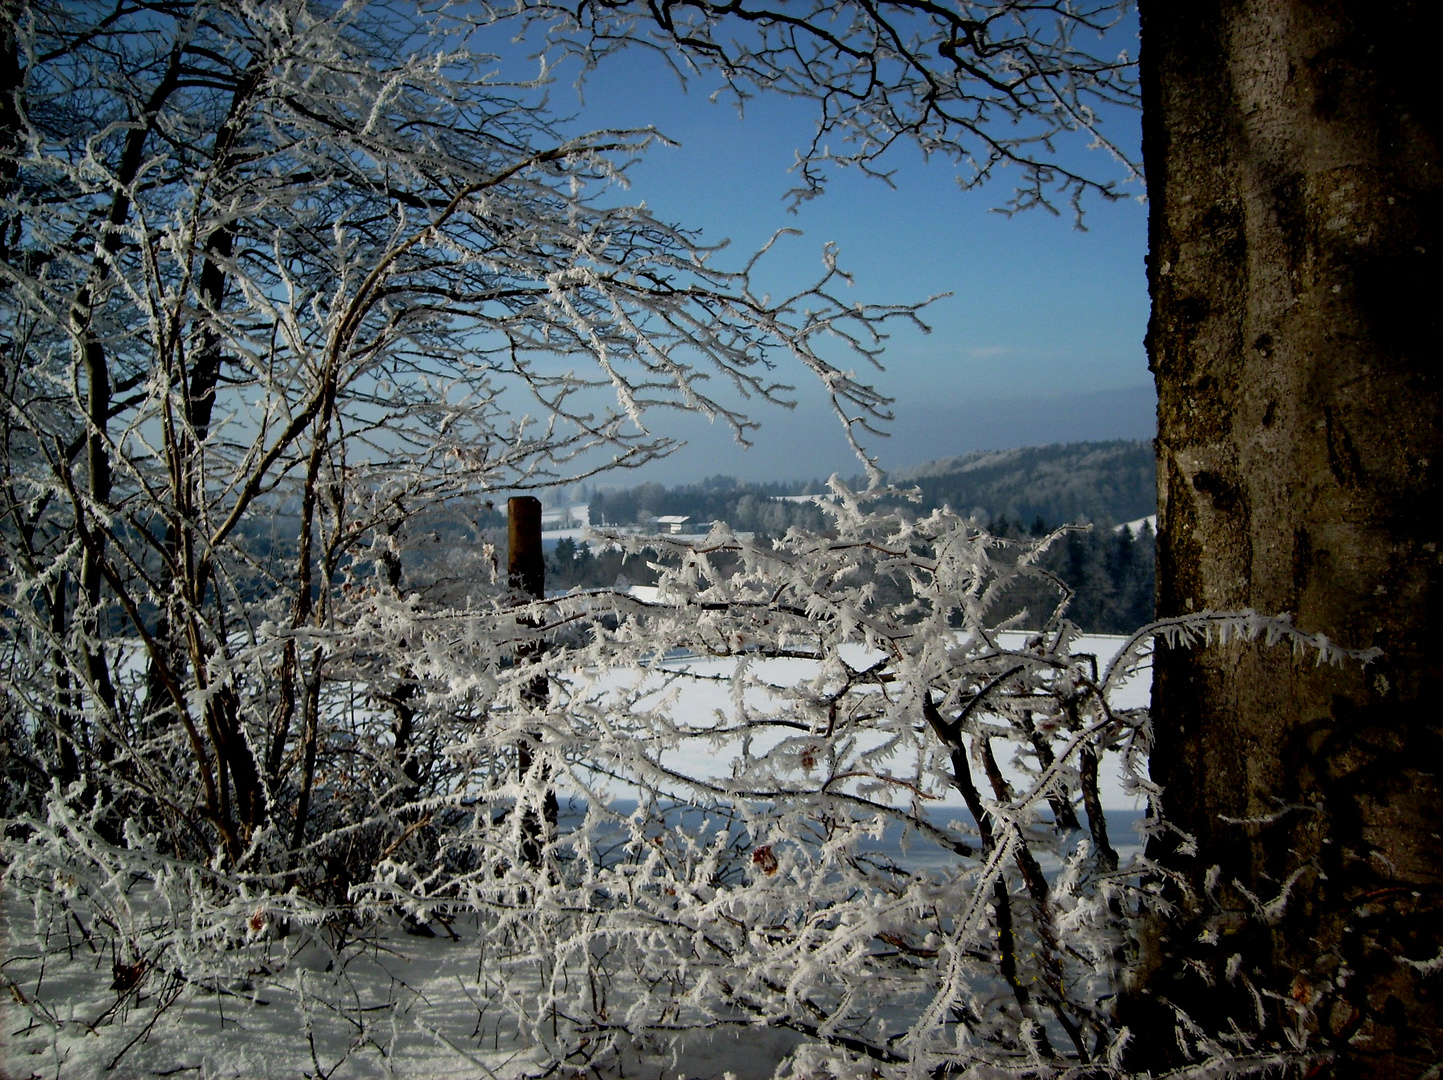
1133;2;1442;1075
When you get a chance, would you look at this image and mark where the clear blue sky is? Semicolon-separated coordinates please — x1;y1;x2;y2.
500;29;1152;484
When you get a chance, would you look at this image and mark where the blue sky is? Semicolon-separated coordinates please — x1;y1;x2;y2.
502;30;1152;483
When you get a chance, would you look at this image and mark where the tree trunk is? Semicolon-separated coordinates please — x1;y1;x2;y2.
1133;2;1442;1076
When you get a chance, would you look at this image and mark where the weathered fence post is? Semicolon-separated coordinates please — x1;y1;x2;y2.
508;496;544;603
508;497;555;871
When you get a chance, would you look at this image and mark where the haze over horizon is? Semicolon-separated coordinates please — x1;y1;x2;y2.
611;383;1157;486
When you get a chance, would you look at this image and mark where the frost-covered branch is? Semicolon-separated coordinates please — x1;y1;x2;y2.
510;0;1141;219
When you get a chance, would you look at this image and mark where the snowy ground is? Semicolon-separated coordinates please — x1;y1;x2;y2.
0;899;806;1080
540;505;593;546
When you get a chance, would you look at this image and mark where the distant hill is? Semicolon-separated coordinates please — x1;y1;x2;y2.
565;440;1158;632
886;440;1155;529
587;440;1156;534
884;440;1157;631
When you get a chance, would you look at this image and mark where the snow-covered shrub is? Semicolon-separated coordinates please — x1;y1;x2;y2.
5;477;1148;1075
459;487;1159;1074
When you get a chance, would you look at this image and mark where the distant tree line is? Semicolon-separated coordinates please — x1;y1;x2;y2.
545;537;665;591
572;441;1157;632
984;515;1156;634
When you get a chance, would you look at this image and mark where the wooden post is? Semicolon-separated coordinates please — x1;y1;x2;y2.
507;497;544;602
507;497;554;871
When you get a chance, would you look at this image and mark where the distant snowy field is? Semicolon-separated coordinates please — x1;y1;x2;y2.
1;634;1152;1080
600;629;1149;812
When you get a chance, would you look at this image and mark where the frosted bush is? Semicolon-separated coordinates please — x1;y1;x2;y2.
8;483;1146;1075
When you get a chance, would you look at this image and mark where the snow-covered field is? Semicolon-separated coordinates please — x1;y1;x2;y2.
626;632;1148;813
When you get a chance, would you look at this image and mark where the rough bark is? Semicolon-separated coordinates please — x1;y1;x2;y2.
1133;2;1442;1076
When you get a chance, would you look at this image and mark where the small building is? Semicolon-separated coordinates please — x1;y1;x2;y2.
654;515;690;534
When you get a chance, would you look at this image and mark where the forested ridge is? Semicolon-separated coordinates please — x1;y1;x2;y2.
587;439;1155;532
563;440;1156;632
887;439;1155;527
